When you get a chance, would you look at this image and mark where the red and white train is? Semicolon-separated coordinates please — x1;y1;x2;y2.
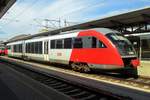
7;28;139;77
0;46;7;55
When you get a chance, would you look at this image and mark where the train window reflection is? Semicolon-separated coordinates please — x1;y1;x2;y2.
98;41;106;48
51;40;56;49
56;39;63;49
73;38;83;48
64;38;72;49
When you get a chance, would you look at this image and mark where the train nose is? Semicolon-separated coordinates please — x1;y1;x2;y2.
130;59;140;68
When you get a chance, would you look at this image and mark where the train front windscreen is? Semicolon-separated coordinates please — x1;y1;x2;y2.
106;33;136;57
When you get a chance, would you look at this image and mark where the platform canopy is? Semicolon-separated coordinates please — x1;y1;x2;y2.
6;7;150;43
0;0;16;19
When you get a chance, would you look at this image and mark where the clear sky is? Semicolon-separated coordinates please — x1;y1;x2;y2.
0;0;150;41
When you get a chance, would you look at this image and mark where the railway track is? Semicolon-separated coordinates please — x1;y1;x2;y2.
87;73;150;90
23;57;150;87
2;60;127;100
126;76;150;86
0;56;150;100
32;61;150;90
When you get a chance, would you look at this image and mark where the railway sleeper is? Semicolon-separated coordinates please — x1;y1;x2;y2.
52;84;68;89
70;91;90;98
63;88;81;94
77;94;97;100
58;86;75;92
42;78;55;84
49;82;63;87
45;80;58;84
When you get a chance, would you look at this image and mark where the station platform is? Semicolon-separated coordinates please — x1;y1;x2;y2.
0;79;18;100
138;60;150;77
0;60;71;100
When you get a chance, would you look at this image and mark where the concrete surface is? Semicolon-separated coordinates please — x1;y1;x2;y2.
0;60;72;100
1;56;149;100
0;79;19;100
138;61;150;77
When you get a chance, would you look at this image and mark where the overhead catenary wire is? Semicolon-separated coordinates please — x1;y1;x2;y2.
2;0;40;27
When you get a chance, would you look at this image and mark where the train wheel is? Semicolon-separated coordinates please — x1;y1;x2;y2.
71;63;79;71
71;63;90;73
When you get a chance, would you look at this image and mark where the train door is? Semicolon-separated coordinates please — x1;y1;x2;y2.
44;40;49;61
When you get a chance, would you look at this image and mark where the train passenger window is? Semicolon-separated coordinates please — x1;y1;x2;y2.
56;39;63;49
35;42;38;54
18;45;19;52
14;45;17;52
33;42;35;53
25;43;29;53
13;44;22;53
32;42;35;53
38;42;43;54
30;43;32;53
73;38;83;48
44;41;48;54
51;40;56;49
20;44;22;52
26;43;28;53
13;45;16;52
30;43;33;53
29;43;32;53
64;38;72;49
25;44;28;53
13;45;15;52
19;44;22;53
29;43;31;53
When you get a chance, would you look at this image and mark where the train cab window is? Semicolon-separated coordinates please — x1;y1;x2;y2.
92;37;97;48
98;40;106;48
51;40;56;49
73;38;83;48
82;37;92;48
56;39;63;49
64;38;72;49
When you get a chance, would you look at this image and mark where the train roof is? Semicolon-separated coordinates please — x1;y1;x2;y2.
7;28;119;44
7;40;24;45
